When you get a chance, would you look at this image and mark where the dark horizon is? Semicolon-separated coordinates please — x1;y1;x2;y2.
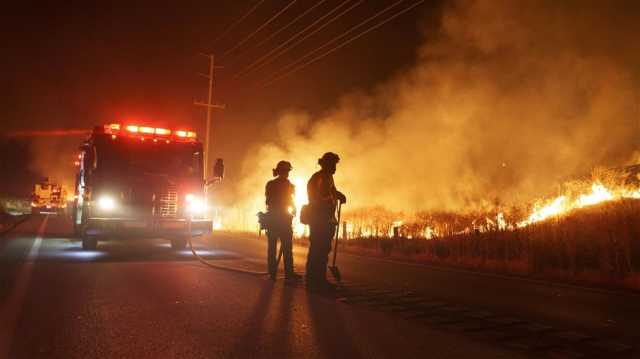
1;0;433;197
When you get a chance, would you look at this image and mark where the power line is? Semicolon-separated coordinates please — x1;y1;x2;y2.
258;0;425;88
253;0;328;49
233;0;362;79
222;0;298;59
233;0;360;79
208;0;266;50
261;0;405;83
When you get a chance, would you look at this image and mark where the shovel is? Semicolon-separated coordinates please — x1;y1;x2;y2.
329;202;342;282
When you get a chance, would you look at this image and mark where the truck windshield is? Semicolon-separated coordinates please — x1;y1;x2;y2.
96;139;203;179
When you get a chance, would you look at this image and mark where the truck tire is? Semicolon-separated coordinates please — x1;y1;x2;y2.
171;238;187;250
82;236;98;250
74;203;88;238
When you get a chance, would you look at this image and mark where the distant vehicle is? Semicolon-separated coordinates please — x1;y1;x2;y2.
73;123;221;250
31;179;67;215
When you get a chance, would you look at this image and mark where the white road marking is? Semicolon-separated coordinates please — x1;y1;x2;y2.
0;216;48;358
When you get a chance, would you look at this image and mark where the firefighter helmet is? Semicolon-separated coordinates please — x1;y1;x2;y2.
318;152;340;166
273;160;293;176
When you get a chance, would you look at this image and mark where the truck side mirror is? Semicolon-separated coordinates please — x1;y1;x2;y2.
206;158;224;186
213;158;224;180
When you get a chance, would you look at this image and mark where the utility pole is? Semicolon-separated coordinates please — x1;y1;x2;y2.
194;53;225;184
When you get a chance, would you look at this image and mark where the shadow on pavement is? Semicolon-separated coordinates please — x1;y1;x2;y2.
232;281;276;355
307;286;361;357
272;283;295;357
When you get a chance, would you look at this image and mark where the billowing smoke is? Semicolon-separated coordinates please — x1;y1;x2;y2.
231;0;640;226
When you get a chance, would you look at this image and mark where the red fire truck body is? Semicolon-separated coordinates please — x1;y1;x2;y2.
73;124;212;250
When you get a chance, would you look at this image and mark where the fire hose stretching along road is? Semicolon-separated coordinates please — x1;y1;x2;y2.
186;219;270;276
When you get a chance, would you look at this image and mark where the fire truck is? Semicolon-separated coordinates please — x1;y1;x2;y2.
73;123;219;250
32;179;68;215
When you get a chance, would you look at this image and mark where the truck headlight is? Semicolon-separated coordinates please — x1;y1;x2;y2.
98;196;116;211
185;194;206;214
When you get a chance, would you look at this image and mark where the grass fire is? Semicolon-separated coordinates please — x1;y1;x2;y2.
227;166;640;290
207;1;640;291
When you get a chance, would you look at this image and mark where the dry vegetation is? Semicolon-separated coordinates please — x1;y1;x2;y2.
338;199;640;290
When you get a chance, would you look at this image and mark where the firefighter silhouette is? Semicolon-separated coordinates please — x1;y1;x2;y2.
305;152;346;288
264;160;299;280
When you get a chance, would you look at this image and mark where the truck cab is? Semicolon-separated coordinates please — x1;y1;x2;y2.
73;123;214;250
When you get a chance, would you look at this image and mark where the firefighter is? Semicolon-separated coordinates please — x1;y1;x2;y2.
265;160;298;280
305;152;346;289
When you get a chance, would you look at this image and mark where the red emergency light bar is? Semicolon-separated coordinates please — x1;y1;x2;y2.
102;123;197;141
175;130;197;138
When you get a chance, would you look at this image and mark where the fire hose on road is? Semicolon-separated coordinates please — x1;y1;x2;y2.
186;218;271;276
186;204;344;280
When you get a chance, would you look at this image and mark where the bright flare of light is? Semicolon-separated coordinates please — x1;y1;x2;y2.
98;196;116;211
186;194;206;214
292;177;308;237
213;218;223;230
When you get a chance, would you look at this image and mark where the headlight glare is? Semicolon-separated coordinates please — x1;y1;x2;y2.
185;194;206;214
98;196;116;211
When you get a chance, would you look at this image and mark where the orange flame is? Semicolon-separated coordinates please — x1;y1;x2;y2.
518;182;640;227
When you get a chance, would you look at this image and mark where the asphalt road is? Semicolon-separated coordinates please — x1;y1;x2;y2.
216;234;640;341
0;214;524;359
0;214;637;358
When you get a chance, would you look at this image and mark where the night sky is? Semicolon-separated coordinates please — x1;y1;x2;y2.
1;0;437;196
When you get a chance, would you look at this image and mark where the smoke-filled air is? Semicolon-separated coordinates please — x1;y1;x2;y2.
228;0;640;231
29;137;77;193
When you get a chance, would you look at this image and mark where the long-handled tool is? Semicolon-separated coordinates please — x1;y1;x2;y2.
329;202;342;281
273;241;284;277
